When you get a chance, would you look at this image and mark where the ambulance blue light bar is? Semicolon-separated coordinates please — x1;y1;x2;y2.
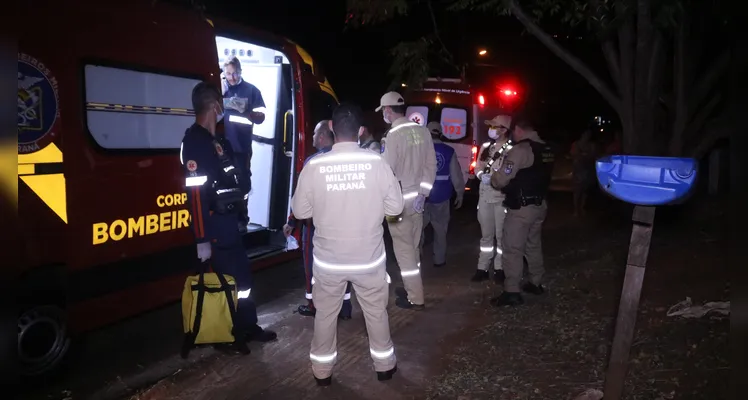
596;156;698;206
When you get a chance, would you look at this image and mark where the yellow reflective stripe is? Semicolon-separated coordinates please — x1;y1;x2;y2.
295;44;314;74
18;142;67;224
85;102;194;116
20;174;67;223
18;164;34;175
18;142;63;164
319;80;339;103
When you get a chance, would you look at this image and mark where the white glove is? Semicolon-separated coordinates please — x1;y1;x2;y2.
413;194;426;213
454;196;463;209
196;242;212;262
481;173;491;185
286;235;299;251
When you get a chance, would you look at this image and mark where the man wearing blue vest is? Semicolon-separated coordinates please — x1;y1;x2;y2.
420;122;465;267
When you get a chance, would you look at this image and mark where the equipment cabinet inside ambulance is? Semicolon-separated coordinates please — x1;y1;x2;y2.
17;0;338;377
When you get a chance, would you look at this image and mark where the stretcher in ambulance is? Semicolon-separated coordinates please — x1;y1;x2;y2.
17;0;338;377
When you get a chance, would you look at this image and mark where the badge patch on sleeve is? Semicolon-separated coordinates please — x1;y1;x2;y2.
186;160;198;172
214;143;224;156
503;161;514;175
380;140;386;154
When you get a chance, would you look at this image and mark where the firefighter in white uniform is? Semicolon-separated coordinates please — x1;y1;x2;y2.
471;115;513;284
291;103;404;386
377;91;437;310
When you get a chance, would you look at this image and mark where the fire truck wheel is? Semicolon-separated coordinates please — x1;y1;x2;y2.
18;304;71;377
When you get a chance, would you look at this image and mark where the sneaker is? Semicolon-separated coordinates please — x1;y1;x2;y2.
471;270;489;282
315;375;332;386
433;262;446;268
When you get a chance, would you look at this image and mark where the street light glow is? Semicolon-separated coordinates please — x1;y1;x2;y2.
478;49;487;56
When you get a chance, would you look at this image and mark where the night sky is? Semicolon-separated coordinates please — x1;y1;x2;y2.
195;0;614;138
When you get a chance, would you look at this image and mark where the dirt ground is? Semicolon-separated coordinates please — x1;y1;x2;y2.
24;190;728;400
424;194;729;400
118;192;729;400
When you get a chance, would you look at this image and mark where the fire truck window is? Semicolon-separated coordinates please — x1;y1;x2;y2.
440;107;468;141
308;89;337;125
84;65;201;149
406;106;428;126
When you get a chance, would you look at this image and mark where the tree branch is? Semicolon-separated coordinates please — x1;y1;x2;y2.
688;49;731;116
506;0;621;112
588;0;622;93
601;40;622;93
670;8;688;156
646;31;665;100
691;120;730;159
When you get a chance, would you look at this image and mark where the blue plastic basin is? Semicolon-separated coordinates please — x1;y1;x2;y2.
595;155;698;206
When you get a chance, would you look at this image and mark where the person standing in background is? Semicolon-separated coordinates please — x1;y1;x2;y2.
420;122;464;268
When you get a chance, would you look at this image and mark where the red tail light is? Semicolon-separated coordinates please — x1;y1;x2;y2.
478;94;485;105
469;145;478;174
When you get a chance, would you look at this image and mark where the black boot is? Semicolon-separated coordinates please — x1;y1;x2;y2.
339;299;352;320
315;375;332;386
377;365;397;381
246;325;278;342
493;269;506;284
522;282;545;295
471;269;489;282
395;296;425;310
489;291;524;307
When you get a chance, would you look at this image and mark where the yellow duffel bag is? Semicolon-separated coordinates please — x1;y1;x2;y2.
181;269;238;356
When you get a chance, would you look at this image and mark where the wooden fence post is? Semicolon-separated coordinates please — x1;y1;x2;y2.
603;205;656;399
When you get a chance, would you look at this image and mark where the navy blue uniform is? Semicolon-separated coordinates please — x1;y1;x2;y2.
181;123;257;334
223;80;265;193
288;146;353;318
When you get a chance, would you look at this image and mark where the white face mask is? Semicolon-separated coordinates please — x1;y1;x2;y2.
488;128;499;139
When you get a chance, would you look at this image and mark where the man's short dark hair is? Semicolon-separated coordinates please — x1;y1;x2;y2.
332;103;363;140
192;82;221;116
514;117;534;131
390;105;406;115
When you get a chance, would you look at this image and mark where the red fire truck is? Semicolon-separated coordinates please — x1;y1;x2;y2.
403;77;521;193
17;0;338;376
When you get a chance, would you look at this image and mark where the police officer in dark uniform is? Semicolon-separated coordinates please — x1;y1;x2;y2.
489;118;555;306
181;81;277;343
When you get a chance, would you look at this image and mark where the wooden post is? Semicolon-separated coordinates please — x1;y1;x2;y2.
603;205;656;400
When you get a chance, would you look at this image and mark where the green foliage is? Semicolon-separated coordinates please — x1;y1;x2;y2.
345;0;410;26
387;38;433;90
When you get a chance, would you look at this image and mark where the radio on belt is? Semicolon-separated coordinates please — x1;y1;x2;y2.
595;155;698;206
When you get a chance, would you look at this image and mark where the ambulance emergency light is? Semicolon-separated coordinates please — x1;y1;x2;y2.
596;155;698;206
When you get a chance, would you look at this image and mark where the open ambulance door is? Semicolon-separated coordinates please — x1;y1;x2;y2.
214;35;295;259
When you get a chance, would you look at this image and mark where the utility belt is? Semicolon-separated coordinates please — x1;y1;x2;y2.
503;195;544;210
212;187;249;233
